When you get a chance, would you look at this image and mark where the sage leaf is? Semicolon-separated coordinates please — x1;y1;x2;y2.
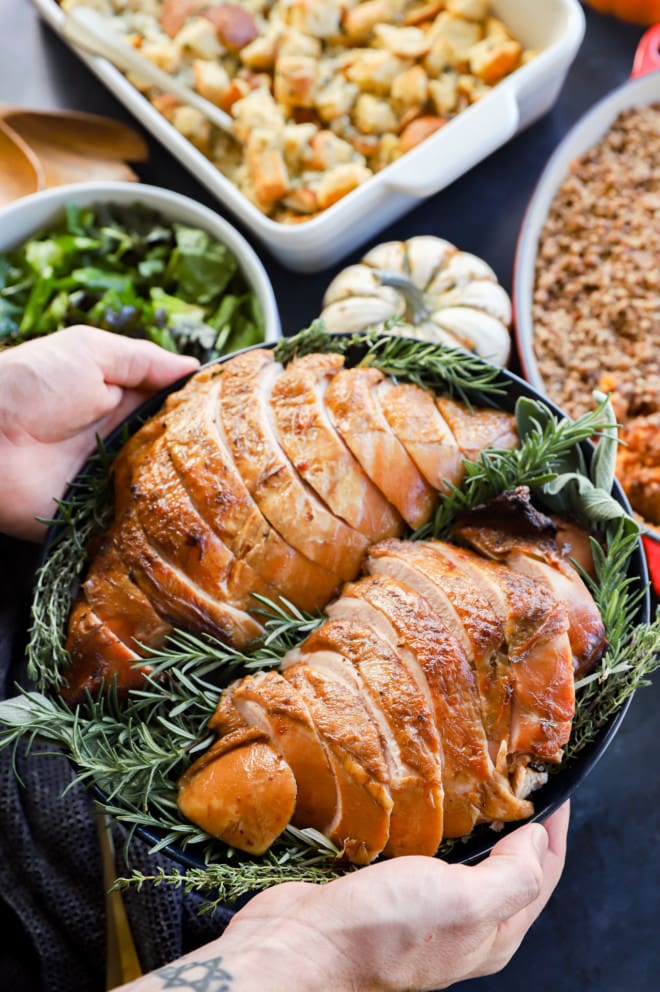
0;692;57;727
543;472;595;497
580;487;629;523
590;391;619;494
515;396;554;440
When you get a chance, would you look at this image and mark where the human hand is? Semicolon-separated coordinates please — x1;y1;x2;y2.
128;803;569;992
223;803;569;991
0;326;198;541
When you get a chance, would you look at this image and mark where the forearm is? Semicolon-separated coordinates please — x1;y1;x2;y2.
119;929;333;992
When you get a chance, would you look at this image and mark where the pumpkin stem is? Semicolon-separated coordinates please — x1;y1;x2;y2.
378;270;431;324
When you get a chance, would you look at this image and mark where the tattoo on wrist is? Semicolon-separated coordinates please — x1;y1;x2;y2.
154;957;233;991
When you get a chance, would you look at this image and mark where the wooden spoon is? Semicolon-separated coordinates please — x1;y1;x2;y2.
0;120;45;205
1;108;148;162
1;108;148;189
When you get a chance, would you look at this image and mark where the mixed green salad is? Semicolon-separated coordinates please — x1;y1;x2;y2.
0;203;265;361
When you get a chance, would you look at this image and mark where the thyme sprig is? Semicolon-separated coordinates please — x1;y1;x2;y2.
113;856;347;913
0;330;657;905
273;320;505;404
565;613;659;763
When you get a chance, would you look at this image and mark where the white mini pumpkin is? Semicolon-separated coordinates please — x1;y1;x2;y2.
320;236;512;365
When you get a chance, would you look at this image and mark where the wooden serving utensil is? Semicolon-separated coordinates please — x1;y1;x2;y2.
63;6;239;141
95;809;144;989
0;104;148;202
1;108;148;162
0;119;45;204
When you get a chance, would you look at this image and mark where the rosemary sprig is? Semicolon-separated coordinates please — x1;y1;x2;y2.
273;320;375;364
564;521;659;762
27;435;116;690
566;612;659;763
273;320;505;404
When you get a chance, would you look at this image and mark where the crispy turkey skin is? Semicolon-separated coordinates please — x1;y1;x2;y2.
59;347;605;863
63;350;520;702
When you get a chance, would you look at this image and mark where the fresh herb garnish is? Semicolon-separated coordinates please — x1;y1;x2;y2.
274;320;505;405
0;203;264;361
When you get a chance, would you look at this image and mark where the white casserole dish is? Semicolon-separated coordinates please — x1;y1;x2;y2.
32;0;585;272
0;181;282;341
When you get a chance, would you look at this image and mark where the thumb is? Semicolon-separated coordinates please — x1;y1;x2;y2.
466;822;548;924
76;326;200;391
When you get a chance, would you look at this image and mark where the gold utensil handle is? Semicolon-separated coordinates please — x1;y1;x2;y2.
96;809;144;989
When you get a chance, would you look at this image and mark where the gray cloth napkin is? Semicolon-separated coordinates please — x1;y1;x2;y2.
0;536;234;992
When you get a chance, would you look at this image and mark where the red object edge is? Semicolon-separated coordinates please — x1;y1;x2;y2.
633;25;660;596
642;535;660;597
631;23;660;76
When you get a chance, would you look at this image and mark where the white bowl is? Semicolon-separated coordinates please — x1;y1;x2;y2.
513;69;660;393
0;180;281;343
32;0;585;272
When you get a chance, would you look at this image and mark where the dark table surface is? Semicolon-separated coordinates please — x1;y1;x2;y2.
1;2;659;990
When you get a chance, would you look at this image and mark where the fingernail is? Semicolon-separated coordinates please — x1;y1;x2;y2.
531;824;549;858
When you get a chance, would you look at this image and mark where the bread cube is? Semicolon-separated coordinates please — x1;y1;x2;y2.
175;16;223;59
468;37;522;84
316;163;372;209
246;130;290;207
446;0;489;21
428;72;459;115
391;65;429;108
343;0;403;43
352;93;398;135
345;49;407;95
315;76;360;123
428;12;482;67
373;24;431;59
193;59;231;105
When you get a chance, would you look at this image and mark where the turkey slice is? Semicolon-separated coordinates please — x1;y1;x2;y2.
375;379;464;493
165;370;341;612
324;366;437;528
219;349;369;581
270;352;403;541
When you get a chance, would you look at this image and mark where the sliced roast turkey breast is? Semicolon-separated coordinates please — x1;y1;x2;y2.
177;726;298;856
297;617;444;857
375;380;464;493
219;350;369;581
63;537;172;702
453;488;606;677
133;432;299;621
165;370;341;612
63;600;143;702
284;661;393;865
224;671;338;832
352;571;532;836
427;543;574;762
365;539;512;764
80;538;171;653
324;366;437;529
270;352;403;542
117;508;264;647
436;395;518;462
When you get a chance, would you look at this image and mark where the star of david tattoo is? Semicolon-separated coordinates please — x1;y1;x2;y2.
157;956;233;991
